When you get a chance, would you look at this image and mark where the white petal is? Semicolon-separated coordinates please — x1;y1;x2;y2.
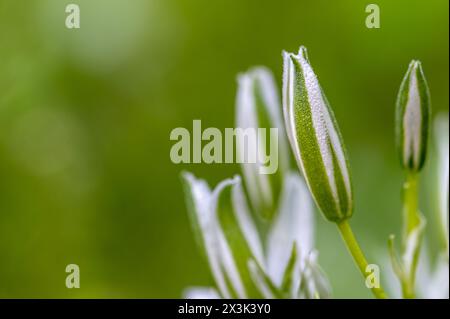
251;67;290;173
231;176;265;267
236;72;272;211
183;173;232;298
248;260;275;299
378;252;402;299
211;178;248;298
416;248;449;299
403;64;422;167
282;51;301;168
426;257;449;299
299;251;332;299
402;218;425;276
266;172;314;286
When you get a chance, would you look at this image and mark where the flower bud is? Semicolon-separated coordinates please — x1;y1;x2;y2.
236;67;289;219
395;60;431;172
282;46;353;222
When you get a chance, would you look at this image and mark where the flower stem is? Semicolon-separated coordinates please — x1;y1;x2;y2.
403;172;420;235
337;220;388;299
401;172;422;299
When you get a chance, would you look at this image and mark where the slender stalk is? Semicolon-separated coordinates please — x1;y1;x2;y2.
337;220;388;299
401;172;421;299
403;172;419;235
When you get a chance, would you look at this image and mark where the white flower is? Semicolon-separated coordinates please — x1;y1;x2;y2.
182;171;331;298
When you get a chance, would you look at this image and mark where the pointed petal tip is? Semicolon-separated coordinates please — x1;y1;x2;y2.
231;174;241;184
414;60;421;67
298;46;309;60
282;51;293;65
283;46;310;65
409;60;422;71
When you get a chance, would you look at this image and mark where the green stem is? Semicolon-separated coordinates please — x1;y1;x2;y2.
403;172;419;236
401;171;421;299
337;220;388;299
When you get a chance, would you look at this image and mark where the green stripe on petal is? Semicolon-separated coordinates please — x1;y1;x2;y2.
280;244;298;296
214;176;265;298
248;260;283;299
181;172;234;298
395;60;431;172
282;46;353;222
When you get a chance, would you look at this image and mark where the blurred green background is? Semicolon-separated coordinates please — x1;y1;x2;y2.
0;0;448;298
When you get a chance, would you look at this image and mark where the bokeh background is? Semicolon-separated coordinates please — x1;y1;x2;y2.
0;0;448;298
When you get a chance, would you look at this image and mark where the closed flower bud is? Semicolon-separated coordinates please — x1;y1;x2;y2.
282;46;353;222
395;60;431;172
236;67;290;219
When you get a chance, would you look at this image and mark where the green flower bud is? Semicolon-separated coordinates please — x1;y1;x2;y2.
282;46;353;222
395;60;431;172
